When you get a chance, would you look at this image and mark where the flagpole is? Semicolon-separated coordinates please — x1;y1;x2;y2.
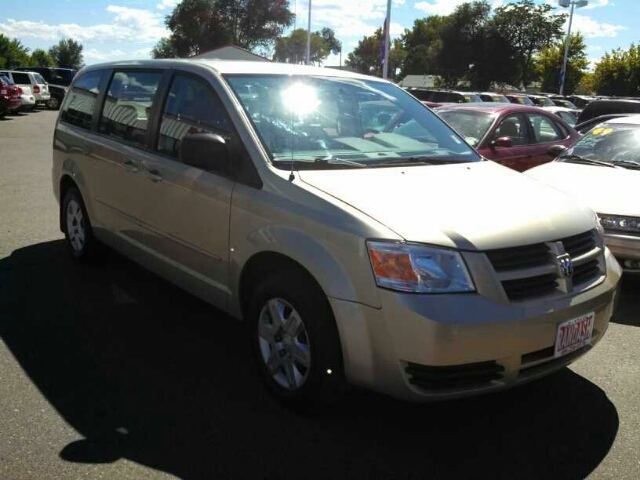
306;0;312;65
383;0;391;79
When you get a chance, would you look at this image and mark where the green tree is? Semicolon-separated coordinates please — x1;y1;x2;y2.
152;37;178;59
591;43;640;96
346;29;406;80
536;34;588;94
164;0;293;58
274;28;340;65
49;38;84;69
0;34;30;68
492;0;566;88
400;16;449;76
435;1;492;87
29;48;55;67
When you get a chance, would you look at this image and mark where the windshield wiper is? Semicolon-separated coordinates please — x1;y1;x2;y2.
312;157;367;168
372;156;460;167
612;159;640;170
559;154;617;168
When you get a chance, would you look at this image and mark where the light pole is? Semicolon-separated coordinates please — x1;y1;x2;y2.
558;0;588;95
382;0;392;79
306;0;312;65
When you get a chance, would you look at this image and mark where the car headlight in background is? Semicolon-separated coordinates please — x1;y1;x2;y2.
598;214;640;234
367;241;475;293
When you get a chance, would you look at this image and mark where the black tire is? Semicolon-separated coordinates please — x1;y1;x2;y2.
61;187;103;262
248;270;345;408
47;97;60;110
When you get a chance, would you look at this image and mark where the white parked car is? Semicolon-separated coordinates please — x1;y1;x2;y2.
0;70;50;108
526;115;640;273
0;74;34;111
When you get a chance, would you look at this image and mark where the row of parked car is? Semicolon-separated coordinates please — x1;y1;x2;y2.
0;67;76;117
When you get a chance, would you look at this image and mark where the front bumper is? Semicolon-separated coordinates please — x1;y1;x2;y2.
605;232;640;272
330;249;622;401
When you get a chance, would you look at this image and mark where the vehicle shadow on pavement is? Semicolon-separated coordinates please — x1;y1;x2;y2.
0;240;623;480
611;276;640;327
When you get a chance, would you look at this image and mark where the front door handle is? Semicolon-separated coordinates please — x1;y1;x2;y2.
123;159;139;173
145;168;163;183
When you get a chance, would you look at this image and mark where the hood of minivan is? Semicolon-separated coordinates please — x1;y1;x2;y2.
298;161;596;251
526;161;640;217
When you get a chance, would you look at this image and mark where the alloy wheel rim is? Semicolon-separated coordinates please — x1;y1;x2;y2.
49;98;59;108
258;298;311;390
66;199;86;252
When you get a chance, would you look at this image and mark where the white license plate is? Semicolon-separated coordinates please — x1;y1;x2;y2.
554;312;594;358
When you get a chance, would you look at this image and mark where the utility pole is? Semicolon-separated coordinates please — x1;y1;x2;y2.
306;0;312;65
559;0;588;95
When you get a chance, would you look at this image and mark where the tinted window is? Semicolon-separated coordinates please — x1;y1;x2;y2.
99;70;162;147
60;70;105;130
494;114;530;145
11;72;31;85
158;73;231;161
527;113;563;143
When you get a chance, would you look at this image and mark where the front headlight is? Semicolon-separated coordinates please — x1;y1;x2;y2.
367;241;475;293
598;214;640;234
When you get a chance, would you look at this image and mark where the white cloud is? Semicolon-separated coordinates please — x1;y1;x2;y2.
0;5;168;43
583;0;610;9
84;47;152;63
414;0;468;16
568;13;626;38
156;0;178;10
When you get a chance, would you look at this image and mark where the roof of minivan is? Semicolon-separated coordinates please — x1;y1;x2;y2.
436;103;543;114
81;59;386;83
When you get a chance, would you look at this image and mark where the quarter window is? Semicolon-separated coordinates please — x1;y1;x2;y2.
157;74;231;160
527;113;564;144
60;70;105;130
99;70;162;147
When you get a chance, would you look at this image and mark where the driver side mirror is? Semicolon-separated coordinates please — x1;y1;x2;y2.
179;133;228;174
490;136;513;149
547;144;568;158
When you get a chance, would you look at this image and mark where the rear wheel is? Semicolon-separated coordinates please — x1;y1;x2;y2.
248;271;345;407
62;187;103;262
47;97;60;110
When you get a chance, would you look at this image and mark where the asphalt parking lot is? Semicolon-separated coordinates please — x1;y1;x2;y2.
1;110;639;480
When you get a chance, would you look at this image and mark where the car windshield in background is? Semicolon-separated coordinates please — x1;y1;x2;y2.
437;110;494;147
564;123;640;169
224;75;480;168
511;96;534;106
463;93;482;103
1;75;14;85
533;97;555;107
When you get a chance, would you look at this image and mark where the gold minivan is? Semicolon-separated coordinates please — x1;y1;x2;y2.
53;60;621;404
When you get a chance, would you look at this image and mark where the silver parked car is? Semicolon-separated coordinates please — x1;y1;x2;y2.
53;60;622;405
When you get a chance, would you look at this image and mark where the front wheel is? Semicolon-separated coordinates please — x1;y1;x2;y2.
248;271;345;407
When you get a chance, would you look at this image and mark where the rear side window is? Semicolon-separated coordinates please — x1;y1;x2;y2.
34;73;46;84
157;73;231;162
99;70;162;147
60;70;105;131
11;72;31;84
494;113;531;145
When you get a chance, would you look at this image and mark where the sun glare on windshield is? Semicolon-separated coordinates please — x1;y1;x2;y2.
281;83;321;117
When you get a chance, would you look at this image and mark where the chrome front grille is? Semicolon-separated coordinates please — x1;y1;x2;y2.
485;230;604;302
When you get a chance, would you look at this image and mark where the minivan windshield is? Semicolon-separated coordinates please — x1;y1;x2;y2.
224;74;480;168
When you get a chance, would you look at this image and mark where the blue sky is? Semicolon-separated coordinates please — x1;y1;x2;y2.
0;0;636;68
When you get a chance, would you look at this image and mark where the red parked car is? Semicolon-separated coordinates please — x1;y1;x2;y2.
0;75;22;117
436;104;580;171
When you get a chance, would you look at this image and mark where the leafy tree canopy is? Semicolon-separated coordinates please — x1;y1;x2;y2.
49;38;84;70
273;27;340;65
